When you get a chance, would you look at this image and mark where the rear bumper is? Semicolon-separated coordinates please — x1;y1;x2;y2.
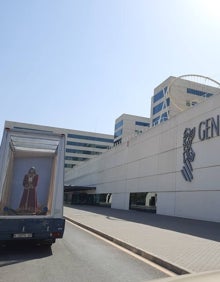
0;218;65;242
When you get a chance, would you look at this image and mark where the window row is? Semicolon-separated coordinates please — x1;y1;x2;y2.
65;156;90;161
67;133;113;143
67;140;110;149
14;126;53;134
66;148;102;155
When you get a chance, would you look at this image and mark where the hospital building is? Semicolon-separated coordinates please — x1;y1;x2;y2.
4;75;220;222
65;75;220;223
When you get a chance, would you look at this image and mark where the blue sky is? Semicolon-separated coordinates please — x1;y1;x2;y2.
0;0;220;139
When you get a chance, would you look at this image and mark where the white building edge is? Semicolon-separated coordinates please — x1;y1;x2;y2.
65;91;220;223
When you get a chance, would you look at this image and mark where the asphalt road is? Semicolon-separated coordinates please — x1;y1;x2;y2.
0;221;169;282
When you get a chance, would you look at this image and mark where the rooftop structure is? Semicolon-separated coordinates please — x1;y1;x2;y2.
114;114;150;145
151;75;220;126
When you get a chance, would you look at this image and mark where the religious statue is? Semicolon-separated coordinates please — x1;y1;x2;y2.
19;167;39;213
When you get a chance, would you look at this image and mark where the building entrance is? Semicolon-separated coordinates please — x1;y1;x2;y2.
129;192;157;213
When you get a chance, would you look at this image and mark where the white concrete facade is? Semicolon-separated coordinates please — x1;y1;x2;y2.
65;94;220;222
114;114;150;145
4;121;114;172
151;75;220;126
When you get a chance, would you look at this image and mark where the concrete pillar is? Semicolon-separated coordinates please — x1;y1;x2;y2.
111;193;130;210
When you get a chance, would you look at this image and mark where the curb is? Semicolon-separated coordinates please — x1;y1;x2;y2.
64;216;191;275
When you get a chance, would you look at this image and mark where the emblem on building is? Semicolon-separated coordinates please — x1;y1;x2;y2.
181;127;196;182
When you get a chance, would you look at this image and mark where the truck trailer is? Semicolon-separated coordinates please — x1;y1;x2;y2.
0;125;65;246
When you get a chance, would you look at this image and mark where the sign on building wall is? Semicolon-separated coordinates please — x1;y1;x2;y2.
181;128;195;182
181;115;220;182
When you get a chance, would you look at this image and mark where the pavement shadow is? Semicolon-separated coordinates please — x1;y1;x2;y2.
66;204;220;242
0;241;52;267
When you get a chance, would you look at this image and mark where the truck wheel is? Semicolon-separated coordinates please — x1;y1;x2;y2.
43;239;56;246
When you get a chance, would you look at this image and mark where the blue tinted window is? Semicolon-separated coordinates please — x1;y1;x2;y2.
115;120;123;130
187;88;213;97
152;116;160;125
114;129;123;138
135;121;150;127
153;98;170;115
153;87;167;103
65;164;76;168
161;112;168;121
153;102;163;115
152;112;168;126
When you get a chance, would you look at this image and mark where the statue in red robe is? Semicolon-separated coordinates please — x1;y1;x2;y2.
19;167;39;213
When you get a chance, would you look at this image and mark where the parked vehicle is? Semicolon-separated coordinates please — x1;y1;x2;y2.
0;125;65;246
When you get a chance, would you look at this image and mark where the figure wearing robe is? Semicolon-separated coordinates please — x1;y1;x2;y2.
19;167;38;213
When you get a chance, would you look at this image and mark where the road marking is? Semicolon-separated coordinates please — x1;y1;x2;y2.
66;219;177;277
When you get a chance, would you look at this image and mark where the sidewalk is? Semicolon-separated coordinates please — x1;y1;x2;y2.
64;205;220;275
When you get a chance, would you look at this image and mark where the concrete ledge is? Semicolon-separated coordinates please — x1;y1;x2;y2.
64;216;191;275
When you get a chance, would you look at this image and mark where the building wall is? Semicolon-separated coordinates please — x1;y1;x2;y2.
114;114;150;145
65;131;113;169
4;121;114;173
151;76;220;126
65;94;220;222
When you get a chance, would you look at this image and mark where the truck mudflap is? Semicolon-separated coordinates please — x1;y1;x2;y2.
0;218;65;243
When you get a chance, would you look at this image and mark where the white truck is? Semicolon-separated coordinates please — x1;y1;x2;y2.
0;125;65;246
